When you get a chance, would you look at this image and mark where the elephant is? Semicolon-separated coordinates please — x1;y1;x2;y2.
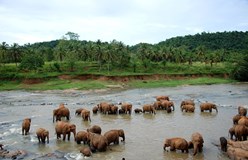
53;107;70;122
55;121;76;141
219;137;227;152
180;100;195;107
227;140;248;160
97;102;113;114
36;128;49;144
110;105;118;114
142;104;156;114
166;106;172;113
234;124;248;141
75;131;88;144
163;137;189;153
0;148;27;159
81;109;91;122
161;100;175;111
118;108;125;114
121;102;132;114
188;132;204;156
181;104;195;112
22;118;31;135
103;129;125;145
80;147;91;157
87;132;108;152
87;125;102;134
75;108;84;115
229;125;236;140
233;114;242;124
238;106;247;116
200;102;218;112
156;95;170;101
134;108;143;113
153;101;162;110
92;106;98;114
238;116;248;127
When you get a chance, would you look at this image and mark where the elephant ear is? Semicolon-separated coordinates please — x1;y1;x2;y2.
188;141;193;148
118;129;124;136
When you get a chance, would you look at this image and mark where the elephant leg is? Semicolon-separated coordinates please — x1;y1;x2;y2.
170;145;175;151
56;133;60;139
67;133;71;141
63;133;66;141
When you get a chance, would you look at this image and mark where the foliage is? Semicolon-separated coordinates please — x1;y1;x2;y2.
231;54;248;81
0;31;248;81
19;53;44;71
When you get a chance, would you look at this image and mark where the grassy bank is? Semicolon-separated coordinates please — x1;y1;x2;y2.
0;77;235;91
0;61;235;91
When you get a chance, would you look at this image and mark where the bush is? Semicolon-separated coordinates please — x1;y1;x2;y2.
19;54;44;71
231;54;248;81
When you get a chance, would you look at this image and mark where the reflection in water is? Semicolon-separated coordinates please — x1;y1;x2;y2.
0;84;247;160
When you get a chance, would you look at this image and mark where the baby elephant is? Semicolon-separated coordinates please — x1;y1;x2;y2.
22;118;31;135
181;104;195;112
36;128;49;143
80;147;91;157
163;137;189;153
75;131;88;144
220;137;227;152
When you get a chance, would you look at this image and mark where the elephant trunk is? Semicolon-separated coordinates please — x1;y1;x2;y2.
193;143;199;156
73;131;76;141
121;135;125;142
215;108;218;112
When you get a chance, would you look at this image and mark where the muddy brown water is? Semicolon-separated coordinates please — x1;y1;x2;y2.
0;84;248;160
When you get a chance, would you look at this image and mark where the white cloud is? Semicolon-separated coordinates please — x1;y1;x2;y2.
0;0;248;45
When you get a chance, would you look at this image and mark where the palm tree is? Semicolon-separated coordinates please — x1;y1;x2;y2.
10;43;22;66
0;42;9;66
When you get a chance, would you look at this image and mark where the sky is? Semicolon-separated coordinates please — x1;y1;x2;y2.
0;0;248;46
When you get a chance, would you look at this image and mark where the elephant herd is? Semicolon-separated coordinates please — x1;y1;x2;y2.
2;94;246;159
17;103;126;157
218;106;248;159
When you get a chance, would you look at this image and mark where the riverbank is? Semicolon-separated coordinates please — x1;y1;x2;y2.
0;73;235;91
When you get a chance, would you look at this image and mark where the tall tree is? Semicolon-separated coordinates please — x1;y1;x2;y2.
65;31;80;40
0;42;9;65
10;43;22;66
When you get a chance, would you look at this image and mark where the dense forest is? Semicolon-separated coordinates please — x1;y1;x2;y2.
0;31;248;80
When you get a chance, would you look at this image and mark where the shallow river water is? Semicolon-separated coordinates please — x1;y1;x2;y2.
0;83;248;160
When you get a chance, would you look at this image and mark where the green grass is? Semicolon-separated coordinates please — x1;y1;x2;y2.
0;79;113;91
129;77;236;88
0;77;236;91
0;61;235;91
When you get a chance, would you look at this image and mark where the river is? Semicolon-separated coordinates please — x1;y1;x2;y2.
0;83;248;160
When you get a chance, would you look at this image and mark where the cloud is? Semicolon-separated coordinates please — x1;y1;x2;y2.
0;0;248;45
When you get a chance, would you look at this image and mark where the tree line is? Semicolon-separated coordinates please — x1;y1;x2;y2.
0;31;247;80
